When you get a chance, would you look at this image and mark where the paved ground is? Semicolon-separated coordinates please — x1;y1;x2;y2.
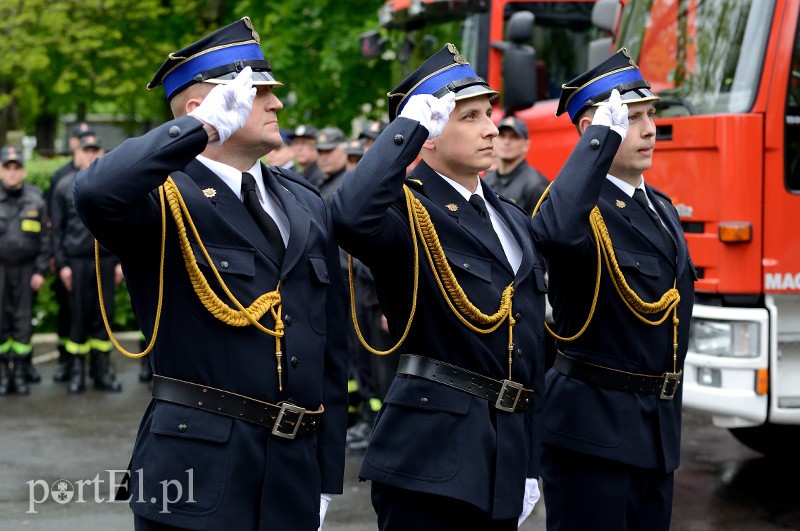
0;333;545;530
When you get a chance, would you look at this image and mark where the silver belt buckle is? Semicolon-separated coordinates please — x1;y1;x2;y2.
272;403;305;439
495;379;523;412
660;372;682;400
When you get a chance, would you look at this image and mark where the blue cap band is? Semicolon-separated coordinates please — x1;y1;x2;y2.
566;67;643;121
163;42;264;99
397;63;478;116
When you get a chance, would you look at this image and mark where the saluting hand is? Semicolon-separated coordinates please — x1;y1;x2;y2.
189;66;256;145
399;92;456;139
592;88;628;141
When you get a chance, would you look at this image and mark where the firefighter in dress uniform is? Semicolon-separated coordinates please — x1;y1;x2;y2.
73;17;349;530
332;44;548;530
530;49;696;531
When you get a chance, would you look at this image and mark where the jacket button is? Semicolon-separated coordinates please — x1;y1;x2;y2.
463;263;470;270
284;314;293;325
590;138;600;148
394;134;404;145
420;397;428;405
220;260;229;269
514;312;523;321
169;125;181;137
178;423;188;433
291;356;298;367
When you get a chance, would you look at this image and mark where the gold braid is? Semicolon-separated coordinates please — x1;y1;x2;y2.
534;184;681;373
96;177;287;389
349;184;517;377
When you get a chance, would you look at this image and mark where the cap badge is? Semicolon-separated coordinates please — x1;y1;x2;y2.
446;203;459;212
616;199;626;208
620;47;637;67
202;188;217;198
447;43;467;65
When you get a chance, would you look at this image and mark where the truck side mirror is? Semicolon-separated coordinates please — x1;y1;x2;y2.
496;11;537;113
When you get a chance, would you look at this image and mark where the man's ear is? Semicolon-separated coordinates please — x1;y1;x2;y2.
577;115;594;137
185;98;204;115
422;138;436;151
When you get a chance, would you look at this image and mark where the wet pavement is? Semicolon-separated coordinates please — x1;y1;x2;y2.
0;334;796;530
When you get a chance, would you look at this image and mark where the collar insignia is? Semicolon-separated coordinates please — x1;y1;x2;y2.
202;188;217;198
446;203;459;212
616;199;626;208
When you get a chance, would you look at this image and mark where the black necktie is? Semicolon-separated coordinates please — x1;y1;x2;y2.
469;193;506;250
632;188;676;257
469;194;495;231
241;172;285;261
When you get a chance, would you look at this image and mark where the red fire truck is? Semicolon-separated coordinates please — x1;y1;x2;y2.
369;0;800;455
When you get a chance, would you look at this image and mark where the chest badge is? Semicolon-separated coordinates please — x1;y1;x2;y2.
202;188;217;198
616;199;626;209
445;203;459;212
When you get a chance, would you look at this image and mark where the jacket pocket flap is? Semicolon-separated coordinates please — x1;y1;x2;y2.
614;247;660;277
191;242;256;277
384;376;472;414
150;401;234;443
309;255;330;284
443;247;492;282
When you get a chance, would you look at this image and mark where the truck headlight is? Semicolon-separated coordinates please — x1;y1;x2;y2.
689;318;759;358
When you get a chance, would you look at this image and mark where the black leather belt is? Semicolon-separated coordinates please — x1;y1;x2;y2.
396;354;532;412
553;351;681;400
152;375;322;439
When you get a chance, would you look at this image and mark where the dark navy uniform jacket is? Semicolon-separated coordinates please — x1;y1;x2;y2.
531;125;696;472
74;116;349;530
332;117;547;519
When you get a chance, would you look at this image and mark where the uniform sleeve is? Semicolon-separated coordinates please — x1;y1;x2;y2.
331;118;429;261
531;125;621;251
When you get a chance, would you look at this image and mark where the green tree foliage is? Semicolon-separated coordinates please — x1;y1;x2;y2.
0;0;394;142
237;0;392;132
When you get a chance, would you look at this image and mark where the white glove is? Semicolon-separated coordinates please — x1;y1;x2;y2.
517;477;541;527
399;92;456;139
189;66;256;145
317;493;332;530
591;88;628;141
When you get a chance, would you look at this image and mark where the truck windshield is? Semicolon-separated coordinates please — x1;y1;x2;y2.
461;2;597;101
617;0;775;116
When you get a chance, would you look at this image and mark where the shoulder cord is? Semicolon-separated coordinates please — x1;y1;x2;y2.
95;176;287;390
349;184;518;377
533;184;681;373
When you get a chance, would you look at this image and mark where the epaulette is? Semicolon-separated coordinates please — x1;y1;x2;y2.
495;192;527;215
270;165;321;197
405;177;424;192
647;184;672;204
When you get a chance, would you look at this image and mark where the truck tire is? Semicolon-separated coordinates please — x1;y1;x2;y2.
729;424;800;457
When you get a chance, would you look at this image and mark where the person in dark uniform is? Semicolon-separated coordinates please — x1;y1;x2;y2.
345;138;365;171
316;127;349;203
358;119;387;151
51;134;124;394
332;43;546;530
0;146;49;395
482;115;548;216
73;17;348;530
530;49;696;531
290;124;325;188
48;122;95;384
